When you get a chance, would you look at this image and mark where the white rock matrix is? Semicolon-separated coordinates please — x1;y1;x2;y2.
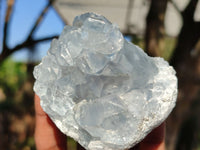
33;13;178;150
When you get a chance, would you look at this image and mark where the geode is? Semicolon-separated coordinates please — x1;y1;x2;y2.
33;13;177;150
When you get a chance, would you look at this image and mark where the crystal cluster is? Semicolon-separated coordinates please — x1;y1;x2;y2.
33;13;177;150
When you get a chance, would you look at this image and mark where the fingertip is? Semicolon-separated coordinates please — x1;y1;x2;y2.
34;94;46;116
34;94;67;150
139;123;165;150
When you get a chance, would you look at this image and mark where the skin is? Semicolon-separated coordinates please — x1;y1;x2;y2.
34;94;165;150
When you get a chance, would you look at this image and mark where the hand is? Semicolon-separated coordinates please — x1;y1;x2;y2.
34;94;165;150
34;94;67;150
135;122;165;150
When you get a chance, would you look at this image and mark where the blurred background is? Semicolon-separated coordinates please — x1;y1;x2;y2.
0;0;200;149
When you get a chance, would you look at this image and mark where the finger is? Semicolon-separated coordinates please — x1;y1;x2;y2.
139;122;165;150
34;94;67;150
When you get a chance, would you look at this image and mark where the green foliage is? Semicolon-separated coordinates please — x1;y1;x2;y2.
0;58;27;98
0;58;35;150
163;37;177;61
131;35;145;50
67;137;77;149
15;137;36;150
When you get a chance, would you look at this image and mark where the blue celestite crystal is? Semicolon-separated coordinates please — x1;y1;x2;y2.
33;13;177;150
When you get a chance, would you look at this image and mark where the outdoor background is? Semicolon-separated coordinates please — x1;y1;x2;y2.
0;0;200;150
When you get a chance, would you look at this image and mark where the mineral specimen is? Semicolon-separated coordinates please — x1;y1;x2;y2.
33;13;178;150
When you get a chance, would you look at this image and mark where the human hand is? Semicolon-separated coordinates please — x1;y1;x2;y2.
34;94;67;150
133;122;165;150
34;94;165;150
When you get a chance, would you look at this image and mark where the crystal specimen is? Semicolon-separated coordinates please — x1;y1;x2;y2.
33;13;177;150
